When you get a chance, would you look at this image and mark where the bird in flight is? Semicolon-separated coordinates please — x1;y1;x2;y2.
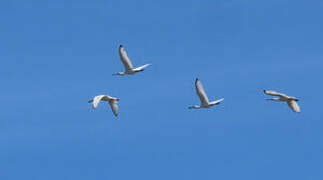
113;45;151;76
189;78;224;109
264;90;300;113
88;95;120;116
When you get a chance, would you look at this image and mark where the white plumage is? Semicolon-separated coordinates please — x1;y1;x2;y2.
189;78;224;109
264;90;300;113
88;95;120;116
113;45;151;76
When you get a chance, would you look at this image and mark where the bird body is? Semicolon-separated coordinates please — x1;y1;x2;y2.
189;78;224;109
264;90;300;112
113;45;151;76
88;95;120;116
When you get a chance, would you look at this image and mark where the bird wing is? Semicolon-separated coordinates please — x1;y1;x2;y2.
212;98;224;105
119;45;133;71
264;90;288;98
287;100;300;113
109;100;119;116
133;63;151;71
92;95;109;109
195;78;209;105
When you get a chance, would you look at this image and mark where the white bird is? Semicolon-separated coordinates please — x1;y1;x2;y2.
264;90;300;113
113;45;151;76
189;78;224;109
88;95;120;116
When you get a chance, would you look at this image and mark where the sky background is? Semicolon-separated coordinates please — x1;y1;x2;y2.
1;0;323;179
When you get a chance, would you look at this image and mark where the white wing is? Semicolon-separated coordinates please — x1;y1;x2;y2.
119;45;133;71
195;78;209;105
92;95;109;109
287;100;300;113
264;90;289;98
211;98;224;105
109;100;119;116
133;63;151;71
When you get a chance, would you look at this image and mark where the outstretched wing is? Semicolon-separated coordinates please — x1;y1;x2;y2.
119;45;133;71
195;78;209;105
211;98;224;105
287;100;300;113
92;95;109;109
133;63;151;71
109;100;119;116
264;90;288;98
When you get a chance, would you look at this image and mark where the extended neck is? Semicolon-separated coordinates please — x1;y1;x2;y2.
112;72;126;76
188;105;200;109
266;98;282;101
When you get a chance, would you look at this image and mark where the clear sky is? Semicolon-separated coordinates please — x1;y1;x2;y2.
1;0;323;179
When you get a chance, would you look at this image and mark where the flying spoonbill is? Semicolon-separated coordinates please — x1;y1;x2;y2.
264;90;300;113
113;45;151;76
189;78;224;109
88;95;120;116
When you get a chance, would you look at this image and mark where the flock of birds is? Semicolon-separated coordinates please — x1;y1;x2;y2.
88;45;301;117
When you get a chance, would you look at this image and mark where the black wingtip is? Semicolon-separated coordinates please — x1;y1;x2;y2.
263;90;267;93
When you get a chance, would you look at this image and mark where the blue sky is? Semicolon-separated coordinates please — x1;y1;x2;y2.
1;0;323;179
